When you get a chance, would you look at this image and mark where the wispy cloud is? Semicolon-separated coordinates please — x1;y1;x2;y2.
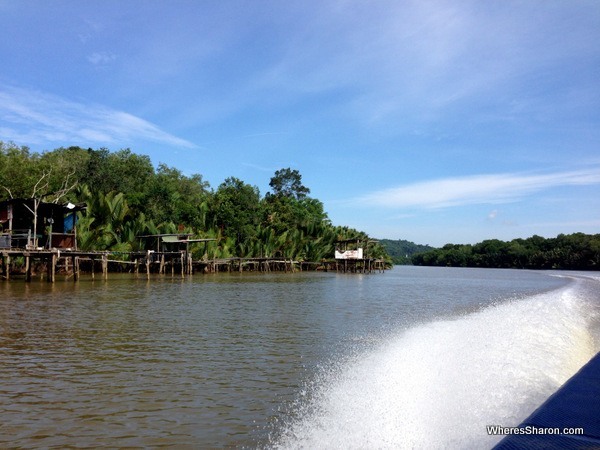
357;169;600;209
250;1;598;129
87;51;117;65
0;84;196;148
240;162;276;173
487;210;499;220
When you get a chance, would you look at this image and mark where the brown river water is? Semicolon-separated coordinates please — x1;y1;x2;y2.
1;268;597;448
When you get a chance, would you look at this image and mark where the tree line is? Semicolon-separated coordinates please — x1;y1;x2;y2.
411;233;600;270
0;141;391;263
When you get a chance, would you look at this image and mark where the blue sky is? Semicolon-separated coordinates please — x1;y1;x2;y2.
1;0;599;246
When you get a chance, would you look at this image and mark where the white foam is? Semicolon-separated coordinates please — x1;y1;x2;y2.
273;281;598;449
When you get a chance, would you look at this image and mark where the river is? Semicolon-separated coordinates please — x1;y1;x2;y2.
1;267;598;448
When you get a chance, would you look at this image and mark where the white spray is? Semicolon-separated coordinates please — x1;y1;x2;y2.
273;277;598;449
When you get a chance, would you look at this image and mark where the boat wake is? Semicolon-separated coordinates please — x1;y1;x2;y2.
271;274;599;449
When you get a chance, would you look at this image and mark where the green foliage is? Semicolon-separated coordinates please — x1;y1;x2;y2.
379;239;434;265
268;167;310;200
212;177;261;253
144;164;210;227
0;142;385;263
412;233;600;270
82;148;155;205
0;142;41;198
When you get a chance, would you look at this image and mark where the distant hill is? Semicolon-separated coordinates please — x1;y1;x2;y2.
379;239;435;265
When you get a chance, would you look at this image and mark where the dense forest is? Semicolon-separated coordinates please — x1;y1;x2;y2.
0;141;391;263
412;233;600;270
378;239;434;265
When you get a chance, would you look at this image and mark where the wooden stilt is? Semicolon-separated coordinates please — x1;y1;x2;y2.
73;256;79;281
25;254;31;282
146;251;151;280
102;253;108;280
48;253;57;283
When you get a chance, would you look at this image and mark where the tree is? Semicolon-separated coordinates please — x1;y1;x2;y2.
144;164;210;227
212;177;261;252
83;148;154;207
268;168;310;200
0;142;41;200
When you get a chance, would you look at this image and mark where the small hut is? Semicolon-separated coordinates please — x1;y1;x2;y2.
334;238;383;273
334;238;365;260
0;198;85;250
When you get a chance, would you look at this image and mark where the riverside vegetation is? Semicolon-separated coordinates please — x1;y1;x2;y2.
0;142;391;264
3;142;597;271
410;233;600;270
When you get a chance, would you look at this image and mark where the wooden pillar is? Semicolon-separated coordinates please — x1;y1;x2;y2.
159;254;165;274
73;256;79;281
25;253;31;282
102;253;108;280
146;251;151;280
48;253;57;283
46;254;51;282
91;257;95;280
135;258;139;278
180;252;185;278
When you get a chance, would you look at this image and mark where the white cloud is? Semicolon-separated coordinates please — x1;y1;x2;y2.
87;51;117;65
357;169;600;209
0;85;196;149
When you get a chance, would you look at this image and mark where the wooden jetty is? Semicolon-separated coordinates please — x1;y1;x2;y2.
0;248;197;282
1;249;105;282
1;248;385;282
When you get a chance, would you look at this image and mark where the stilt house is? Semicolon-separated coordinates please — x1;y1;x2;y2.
0;198;85;250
